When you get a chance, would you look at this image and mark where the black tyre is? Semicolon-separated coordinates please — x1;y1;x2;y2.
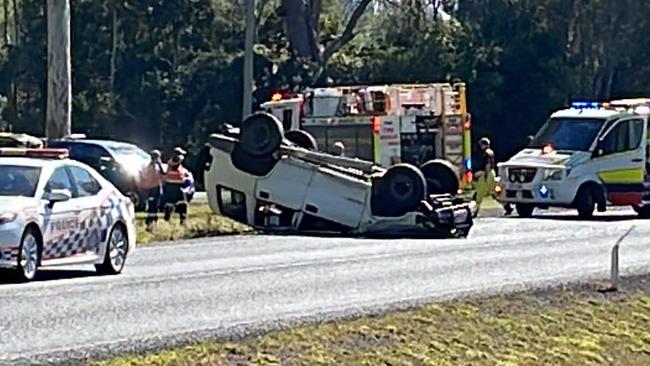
373;164;426;216
96;224;129;275
575;186;595;219
125;190;146;212
194;145;213;189
16;227;40;282
231;144;278;177
285;130;318;150
239;112;284;157
634;205;650;219
420;160;459;195
515;203;535;218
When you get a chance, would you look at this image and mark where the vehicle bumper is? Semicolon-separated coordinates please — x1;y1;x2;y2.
0;223;22;269
364;196;474;238
495;180;573;206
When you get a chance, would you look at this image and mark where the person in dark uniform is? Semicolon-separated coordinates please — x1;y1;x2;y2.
473;137;496;216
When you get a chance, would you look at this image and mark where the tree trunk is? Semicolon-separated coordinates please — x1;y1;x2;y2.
110;6;117;100
3;0;9;45
46;0;72;139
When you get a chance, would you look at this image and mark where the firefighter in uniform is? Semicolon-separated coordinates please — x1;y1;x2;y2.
473;137;496;216
140;149;166;231
162;147;195;224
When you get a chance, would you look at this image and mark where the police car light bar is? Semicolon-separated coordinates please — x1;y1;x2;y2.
570;101;601;110
0;148;69;159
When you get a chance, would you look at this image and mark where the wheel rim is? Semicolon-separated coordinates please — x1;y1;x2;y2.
20;234;38;280
109;227;127;271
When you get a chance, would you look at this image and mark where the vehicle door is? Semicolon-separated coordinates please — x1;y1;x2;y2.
592;117;647;205
68;165;106;256
41;166;83;260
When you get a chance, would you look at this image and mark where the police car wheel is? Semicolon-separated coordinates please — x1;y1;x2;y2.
96;224;128;275
17;228;40;282
239;112;284;157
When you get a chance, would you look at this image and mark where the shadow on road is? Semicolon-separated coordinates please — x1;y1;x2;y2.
0;268;99;285
492;213;641;222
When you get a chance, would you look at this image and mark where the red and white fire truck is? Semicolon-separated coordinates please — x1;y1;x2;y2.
259;82;473;194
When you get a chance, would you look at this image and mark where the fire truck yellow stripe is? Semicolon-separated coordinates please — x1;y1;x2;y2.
597;168;645;184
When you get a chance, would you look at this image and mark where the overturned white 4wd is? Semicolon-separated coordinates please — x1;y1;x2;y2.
202;113;474;238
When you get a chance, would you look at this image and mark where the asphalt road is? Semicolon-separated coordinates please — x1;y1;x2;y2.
2;209;650;364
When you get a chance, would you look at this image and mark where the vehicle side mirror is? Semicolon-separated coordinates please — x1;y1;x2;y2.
47;188;72;203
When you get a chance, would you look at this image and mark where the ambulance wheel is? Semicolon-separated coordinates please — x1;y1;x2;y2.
375;164;426;216
285;130;318;151
515;203;534;218
634;205;650;219
575;186;595;219
420;160;459;195
239;112;284;157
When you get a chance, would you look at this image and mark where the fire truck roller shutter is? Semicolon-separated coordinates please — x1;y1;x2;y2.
285;130;318;151
239;112;284;157
372;164;426;217
420;159;460;195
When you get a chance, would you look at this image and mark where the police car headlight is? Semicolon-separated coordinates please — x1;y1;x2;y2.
543;168;563;181
0;212;17;224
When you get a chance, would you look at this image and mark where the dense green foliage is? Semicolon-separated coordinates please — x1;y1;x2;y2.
0;0;649;161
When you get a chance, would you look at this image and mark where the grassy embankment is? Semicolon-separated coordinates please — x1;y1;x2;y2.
92;278;650;366
135;204;252;245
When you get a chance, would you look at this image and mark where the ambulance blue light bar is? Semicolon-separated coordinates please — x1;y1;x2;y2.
570;101;601;110
0;148;69;159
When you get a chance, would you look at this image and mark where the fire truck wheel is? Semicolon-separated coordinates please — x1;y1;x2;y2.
231;144;278;176
420;160;459;195
285;130;318;151
239;112;284;157
376;164;426;216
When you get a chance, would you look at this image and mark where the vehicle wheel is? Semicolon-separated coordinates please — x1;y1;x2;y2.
285;130;318;151
194;145;213;189
420;160;459;195
231;144;278;177
239;112;284;157
634;205;650;219
575;186;595;219
96;224;129;275
515;203;535;218
125;190;146;212
374;164;426;216
16;228;40;282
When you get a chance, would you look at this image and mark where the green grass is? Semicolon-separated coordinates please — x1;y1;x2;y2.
90;283;650;366
135;204;253;245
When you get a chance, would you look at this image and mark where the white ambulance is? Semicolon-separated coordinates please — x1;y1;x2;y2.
496;100;650;218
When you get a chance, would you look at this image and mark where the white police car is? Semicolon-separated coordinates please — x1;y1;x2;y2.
0;148;136;281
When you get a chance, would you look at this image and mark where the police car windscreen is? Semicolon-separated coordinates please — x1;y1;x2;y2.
529;118;605;152
0;165;41;197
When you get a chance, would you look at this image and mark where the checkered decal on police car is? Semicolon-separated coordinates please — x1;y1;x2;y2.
42;191;127;261
1;248;18;262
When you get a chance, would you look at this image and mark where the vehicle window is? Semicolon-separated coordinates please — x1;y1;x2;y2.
69;166;102;197
217;186;247;222
44;167;74;195
601;120;637;155
106;144;150;168
0;165;41;197
629;119;644;150
529;118;606;152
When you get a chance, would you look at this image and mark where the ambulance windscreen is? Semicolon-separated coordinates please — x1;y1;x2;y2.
529;117;605;152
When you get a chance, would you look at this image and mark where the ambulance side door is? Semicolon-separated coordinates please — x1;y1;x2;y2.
592;117;646;205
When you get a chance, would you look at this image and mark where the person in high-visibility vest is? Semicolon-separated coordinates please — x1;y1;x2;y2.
139;149;166;231
473;137;496;217
162;147;195;224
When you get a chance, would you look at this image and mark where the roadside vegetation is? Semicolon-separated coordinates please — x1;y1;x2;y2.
92;278;650;366
135;204;252;245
